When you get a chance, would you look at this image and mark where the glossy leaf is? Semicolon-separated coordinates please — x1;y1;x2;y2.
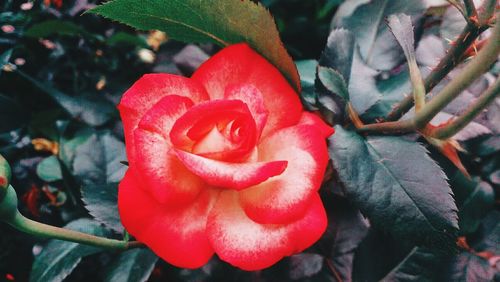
81;183;123;233
332;0;426;70
317;66;349;100
24;20;92;38
103;249;158;282
36;155;63;182
88;0;301;92
381;247;444;282
16;70;116;127
296;60;318;110
329;126;458;248
30;218;110;282
73;131;127;185
0;94;26;133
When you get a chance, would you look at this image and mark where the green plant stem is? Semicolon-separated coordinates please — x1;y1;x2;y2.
10;211;143;250
430;78;500;139
414;18;500;129
385;23;486;121
463;0;478;19
356;119;415;134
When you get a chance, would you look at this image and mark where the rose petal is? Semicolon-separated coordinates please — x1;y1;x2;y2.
174;149;287;190
191;43;302;137
239;125;329;224
224;84;268;138
119;74;209;162
119;170;216;268
297;112;335;138
170;99;257;161
134;128;205;206
207;191;327;271
138;95;194;140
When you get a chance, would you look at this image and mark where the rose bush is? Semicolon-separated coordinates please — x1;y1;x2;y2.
118;43;334;270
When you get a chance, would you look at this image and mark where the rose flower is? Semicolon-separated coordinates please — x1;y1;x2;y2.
118;43;334;270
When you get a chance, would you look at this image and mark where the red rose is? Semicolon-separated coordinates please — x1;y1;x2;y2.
118;43;334;270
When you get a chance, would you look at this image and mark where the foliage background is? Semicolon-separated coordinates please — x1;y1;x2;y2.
0;0;498;281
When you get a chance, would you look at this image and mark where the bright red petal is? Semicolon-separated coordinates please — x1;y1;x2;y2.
297;112;335;138
191;43;302;137
224;84;268;138
239;125;329;224
134;128;205;206
170;99;257;161
207;191;327;271
138;95;194;140
174;149;287;190
118;170;216;268
118;74;209;162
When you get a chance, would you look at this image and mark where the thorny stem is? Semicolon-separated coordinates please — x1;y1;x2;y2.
385;21;489;121
463;0;478;19
429;78;500;139
414;17;500;129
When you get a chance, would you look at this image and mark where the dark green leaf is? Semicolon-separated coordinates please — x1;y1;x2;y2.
103;249;158;282
319;195;369;281
319;29;355;83
317;66;349;100
458;181;495;235
329;126;458;248
382;247;445;282
296;60;318;109
288;253;324;280
106;32;148;48
81;183;123;233
36;155;63;182
88;0;301;92
332;0;425;70
0;94;26;133
30;218;110;282
317;29;380;117
444;252;495;281
73;131;127;185
58;126;94;168
16;70;116;127
24;20;95;39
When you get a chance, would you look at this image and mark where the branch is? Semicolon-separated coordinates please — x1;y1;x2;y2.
385;23;487;121
414;18;500;129
429;78;500;139
463;0;478;19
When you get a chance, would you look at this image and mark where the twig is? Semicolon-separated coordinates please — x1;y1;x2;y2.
414;17;500;129
429;78;500;139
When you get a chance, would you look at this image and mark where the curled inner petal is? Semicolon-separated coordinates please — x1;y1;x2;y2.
170;99;258;162
174;149;288;190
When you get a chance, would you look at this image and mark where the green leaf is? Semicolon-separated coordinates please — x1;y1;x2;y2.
445;252;496;281
24;20;97;40
73;131;127;185
58;126;94;168
318;66;349;101
388;13;425;110
332;0;426;70
329;126;458;248
381;247;445;281
15;70;116;127
30;218;110;282
106;32;149;48
458;181;495;235
0;94;27;133
319;29;355;83
104;249;158;282
88;0;300;92
317;29;381;118
0;49;13;76
81;183;123;233
36;155;63;182
296;60;318;109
